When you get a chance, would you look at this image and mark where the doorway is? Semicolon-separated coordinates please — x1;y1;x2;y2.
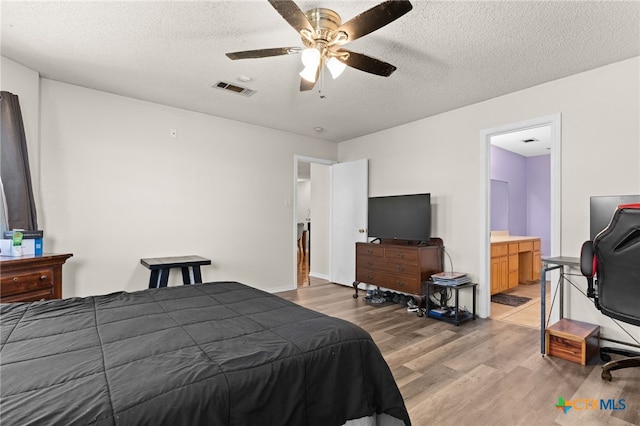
293;156;334;288
488;125;551;327
480;114;561;322
293;157;369;289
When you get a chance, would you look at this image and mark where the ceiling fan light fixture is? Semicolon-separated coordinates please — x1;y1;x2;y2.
326;57;346;79
301;48;321;68
300;48;321;82
300;65;318;83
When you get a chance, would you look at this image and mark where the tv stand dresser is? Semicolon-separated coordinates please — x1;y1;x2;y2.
353;238;444;298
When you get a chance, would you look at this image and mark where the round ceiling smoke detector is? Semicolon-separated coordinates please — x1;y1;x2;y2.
314;127;324;133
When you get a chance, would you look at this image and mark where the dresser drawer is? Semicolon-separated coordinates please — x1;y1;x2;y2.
356;244;385;258
1;269;54;297
384;247;418;263
1;287;54;303
357;256;379;270
356;268;421;294
376;260;419;277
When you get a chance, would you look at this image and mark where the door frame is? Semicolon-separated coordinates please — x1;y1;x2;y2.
293;155;336;288
479;113;562;320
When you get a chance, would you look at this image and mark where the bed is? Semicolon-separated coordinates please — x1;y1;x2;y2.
0;281;410;425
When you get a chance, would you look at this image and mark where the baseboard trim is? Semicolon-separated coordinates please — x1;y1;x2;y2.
309;272;330;281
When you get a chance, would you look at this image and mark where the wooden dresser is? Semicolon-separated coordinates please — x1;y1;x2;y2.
0;253;73;303
353;239;443;297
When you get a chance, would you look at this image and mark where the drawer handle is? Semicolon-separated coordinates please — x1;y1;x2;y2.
40;275;48;280
367;250;374;254
13;277;18;282
397;254;404;259
367;262;373;267
396;265;405;271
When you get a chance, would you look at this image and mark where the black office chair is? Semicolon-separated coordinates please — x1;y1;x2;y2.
580;203;640;381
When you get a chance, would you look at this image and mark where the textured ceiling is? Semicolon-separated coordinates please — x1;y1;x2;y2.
2;1;639;143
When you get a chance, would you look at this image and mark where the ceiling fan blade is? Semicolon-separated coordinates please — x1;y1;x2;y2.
300;78;316;92
337;49;397;77
268;0;313;33
300;65;321;91
226;47;300;60
336;0;413;43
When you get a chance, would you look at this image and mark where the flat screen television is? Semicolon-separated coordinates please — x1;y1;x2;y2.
368;193;431;242
590;194;640;240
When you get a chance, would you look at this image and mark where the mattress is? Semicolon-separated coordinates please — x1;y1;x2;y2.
0;281;410;425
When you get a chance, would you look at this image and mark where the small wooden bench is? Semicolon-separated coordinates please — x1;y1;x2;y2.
141;255;211;288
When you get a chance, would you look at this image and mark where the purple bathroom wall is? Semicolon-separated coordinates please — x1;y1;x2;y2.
490;145;551;257
490;145;527;235
526;155;551;257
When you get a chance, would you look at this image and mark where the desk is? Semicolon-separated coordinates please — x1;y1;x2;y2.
540;256;580;355
141;255;211;289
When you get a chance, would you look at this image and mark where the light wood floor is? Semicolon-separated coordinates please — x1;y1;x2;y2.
297;250;310;287
490;282;551;329
278;282;640;426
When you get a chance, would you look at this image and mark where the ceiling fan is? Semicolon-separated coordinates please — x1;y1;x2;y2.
225;0;413;91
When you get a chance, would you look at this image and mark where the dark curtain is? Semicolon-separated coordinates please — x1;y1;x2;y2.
0;91;38;230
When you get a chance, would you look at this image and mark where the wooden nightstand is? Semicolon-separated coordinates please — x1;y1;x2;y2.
0;253;73;302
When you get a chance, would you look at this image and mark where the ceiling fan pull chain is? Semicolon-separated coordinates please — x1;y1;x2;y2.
318;66;327;99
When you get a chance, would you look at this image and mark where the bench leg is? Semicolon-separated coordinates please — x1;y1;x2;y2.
181;267;191;284
149;270;160;289
180;266;203;284
192;266;203;284
158;269;170;287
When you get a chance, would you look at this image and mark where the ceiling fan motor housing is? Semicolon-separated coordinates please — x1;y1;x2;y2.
303;8;343;46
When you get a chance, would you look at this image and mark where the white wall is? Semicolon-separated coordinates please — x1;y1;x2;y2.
37;79;337;296
339;57;640;341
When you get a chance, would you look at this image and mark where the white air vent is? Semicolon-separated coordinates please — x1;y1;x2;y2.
214;81;256;97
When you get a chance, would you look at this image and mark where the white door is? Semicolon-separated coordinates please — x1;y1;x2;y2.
330;159;368;286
